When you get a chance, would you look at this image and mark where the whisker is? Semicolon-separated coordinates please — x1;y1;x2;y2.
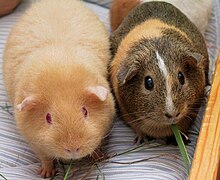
119;110;146;118
129;117;145;124
101;122;117;139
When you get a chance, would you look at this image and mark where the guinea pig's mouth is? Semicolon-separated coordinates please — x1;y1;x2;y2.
163;117;181;125
62;151;86;160
56;146;88;160
163;110;186;125
60;141;101;160
167;118;177;125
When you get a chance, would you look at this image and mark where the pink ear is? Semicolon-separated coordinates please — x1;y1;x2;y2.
16;96;37;111
87;86;108;101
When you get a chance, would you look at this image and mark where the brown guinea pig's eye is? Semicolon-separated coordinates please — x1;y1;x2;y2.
81;106;88;119
178;72;185;85
46;113;52;124
144;76;154;90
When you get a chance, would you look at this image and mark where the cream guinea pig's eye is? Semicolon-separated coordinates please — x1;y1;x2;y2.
81;106;88;118
178;71;185;85
144;76;154;90
46;113;52;124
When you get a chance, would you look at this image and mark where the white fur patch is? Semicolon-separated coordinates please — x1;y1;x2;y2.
156;51;174;114
156;51;168;77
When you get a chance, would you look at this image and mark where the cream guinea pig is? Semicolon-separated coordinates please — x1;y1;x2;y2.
3;0;115;178
110;1;209;143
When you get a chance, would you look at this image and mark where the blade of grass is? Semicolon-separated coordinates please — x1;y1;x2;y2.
96;174;100;180
95;164;105;180
109;155;162;164
0;174;7;180
112;143;146;157
63;159;73;180
171;124;190;174
112;141;163;157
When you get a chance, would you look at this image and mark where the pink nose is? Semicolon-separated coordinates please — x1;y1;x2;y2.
65;147;80;153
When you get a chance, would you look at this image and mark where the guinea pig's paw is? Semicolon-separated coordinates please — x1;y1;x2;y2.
133;128;147;145
134;135;157;145
134;135;149;145
146;135;157;142
166;136;178;146
38;160;55;178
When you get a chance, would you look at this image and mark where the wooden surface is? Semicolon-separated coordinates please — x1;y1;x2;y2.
189;51;220;180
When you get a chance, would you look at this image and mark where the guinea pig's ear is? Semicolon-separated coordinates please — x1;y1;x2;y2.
118;63;139;86
16;96;37;111
189;52;204;63
183;52;204;69
87;86;108;101
184;52;203;64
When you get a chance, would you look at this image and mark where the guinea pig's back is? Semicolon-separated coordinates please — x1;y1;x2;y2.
3;0;109;102
141;0;212;34
111;2;208;58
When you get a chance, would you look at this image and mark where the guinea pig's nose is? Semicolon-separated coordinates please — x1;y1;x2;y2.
76;147;80;153
165;113;173;119
165;112;180;119
64;147;81;154
175;112;180;118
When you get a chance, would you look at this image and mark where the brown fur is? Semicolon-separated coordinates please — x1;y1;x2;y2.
110;19;192;79
110;0;140;31
110;2;209;140
3;0;115;178
110;0;212;34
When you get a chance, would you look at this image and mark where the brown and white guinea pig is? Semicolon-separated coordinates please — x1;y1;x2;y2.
109;1;209;143
110;0;212;34
3;0;115;178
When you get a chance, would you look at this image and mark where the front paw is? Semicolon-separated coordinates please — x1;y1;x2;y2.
134;135;156;145
38;160;55;178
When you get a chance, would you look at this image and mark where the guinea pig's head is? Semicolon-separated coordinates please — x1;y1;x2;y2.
15;64;114;160
110;33;208;136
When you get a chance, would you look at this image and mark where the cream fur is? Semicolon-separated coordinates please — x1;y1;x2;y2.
3;0;114;178
3;0;110;101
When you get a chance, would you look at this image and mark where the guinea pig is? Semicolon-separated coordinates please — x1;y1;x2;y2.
110;0;212;34
3;0;115;178
110;2;209;143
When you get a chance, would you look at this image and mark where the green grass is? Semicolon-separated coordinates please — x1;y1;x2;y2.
63;142;164;179
171;124;191;174
63;159;73;180
63;131;191;179
95;164;105;180
0;174;7;180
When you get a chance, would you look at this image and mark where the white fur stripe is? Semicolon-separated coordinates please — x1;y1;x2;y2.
156;51;168;77
156;51;174;114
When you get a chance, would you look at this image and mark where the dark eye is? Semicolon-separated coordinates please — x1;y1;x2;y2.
144;76;154;90
178;72;185;85
46;113;52;124
81;106;88;118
